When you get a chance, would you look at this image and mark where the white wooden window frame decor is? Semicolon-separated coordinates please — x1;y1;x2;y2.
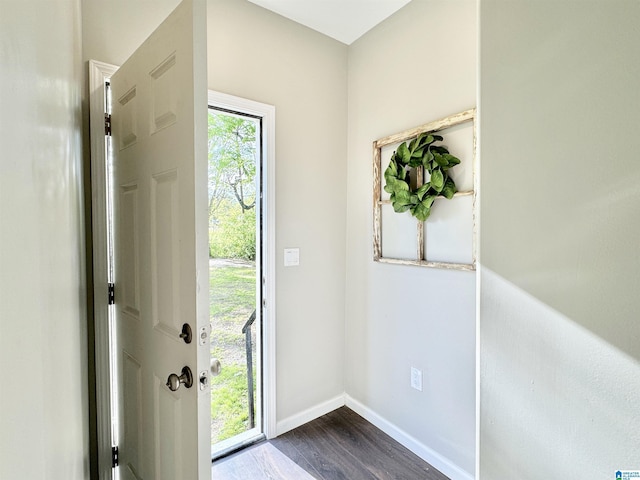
373;108;477;271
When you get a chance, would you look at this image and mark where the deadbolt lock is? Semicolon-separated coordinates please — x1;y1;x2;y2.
179;323;192;344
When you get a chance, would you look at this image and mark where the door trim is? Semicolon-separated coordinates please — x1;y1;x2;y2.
207;90;277;441
90;61;278;480
89;59;118;480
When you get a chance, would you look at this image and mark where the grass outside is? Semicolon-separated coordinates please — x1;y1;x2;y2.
209;260;257;445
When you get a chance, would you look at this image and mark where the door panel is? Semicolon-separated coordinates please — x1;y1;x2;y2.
110;1;209;479
121;351;142;479
151;169;180;337
119;183;140;318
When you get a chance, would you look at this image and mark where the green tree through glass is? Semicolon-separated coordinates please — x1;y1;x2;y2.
207;111;257;260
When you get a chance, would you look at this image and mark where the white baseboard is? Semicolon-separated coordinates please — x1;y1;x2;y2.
345;395;475;480
276;394;346;436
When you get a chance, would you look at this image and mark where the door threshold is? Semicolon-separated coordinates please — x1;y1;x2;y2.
212;429;266;462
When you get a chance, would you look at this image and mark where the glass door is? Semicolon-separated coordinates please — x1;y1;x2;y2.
207;107;264;459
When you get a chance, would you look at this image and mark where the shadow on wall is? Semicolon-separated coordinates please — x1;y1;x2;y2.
480;268;640;478
479;0;640;366
482;164;640;365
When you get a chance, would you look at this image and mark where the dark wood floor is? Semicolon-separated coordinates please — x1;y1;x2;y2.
212;407;450;480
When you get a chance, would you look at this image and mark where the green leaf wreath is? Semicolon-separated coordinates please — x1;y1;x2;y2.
383;133;461;221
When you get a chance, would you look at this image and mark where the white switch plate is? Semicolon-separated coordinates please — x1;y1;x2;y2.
411;367;423;391
284;248;300;267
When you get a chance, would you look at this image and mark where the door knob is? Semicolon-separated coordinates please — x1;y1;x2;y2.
166;366;193;391
210;358;221;377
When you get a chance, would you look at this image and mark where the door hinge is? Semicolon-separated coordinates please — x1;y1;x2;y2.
111;445;119;468
108;283;115;305
105;113;112;136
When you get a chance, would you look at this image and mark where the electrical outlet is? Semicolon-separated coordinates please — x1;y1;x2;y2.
411;367;423;391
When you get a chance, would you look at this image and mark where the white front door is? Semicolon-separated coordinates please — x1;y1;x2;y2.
110;1;210;479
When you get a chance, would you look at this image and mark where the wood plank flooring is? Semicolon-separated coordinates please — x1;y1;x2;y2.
212;407;450;480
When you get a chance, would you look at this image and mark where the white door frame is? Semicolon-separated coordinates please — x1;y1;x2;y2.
89;60;277;479
89;59;118;480
206;90;277;447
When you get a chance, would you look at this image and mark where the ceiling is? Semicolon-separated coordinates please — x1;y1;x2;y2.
247;0;412;45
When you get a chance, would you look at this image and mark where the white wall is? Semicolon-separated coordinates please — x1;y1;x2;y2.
0;1;88;479
345;1;477;478
82;0;348;427
81;0;180;66
206;0;348;425
479;0;640;477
